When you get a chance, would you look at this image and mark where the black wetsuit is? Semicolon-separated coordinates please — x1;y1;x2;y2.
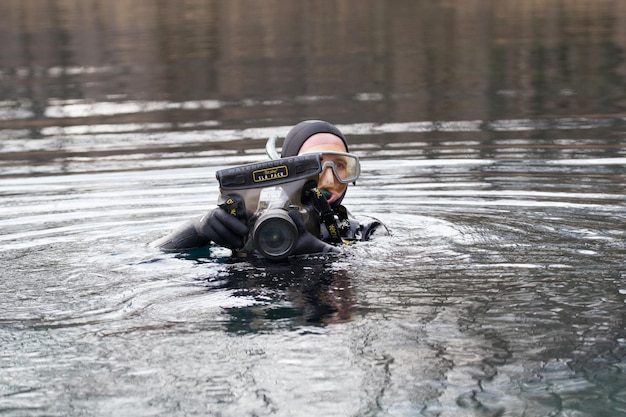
152;204;385;253
152;120;388;255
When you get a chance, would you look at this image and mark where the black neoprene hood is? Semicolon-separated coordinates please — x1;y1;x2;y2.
281;120;349;157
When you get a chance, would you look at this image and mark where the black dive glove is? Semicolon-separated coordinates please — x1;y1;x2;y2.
288;210;340;256
198;208;248;249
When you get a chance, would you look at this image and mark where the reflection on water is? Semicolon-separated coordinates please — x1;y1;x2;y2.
1;1;626;416
3;0;626;135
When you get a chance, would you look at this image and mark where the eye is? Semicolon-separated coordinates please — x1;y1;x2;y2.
324;156;347;169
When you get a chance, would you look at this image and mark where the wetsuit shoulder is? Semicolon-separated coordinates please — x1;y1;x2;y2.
336;206;389;241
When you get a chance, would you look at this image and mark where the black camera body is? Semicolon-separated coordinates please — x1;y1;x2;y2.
215;154;323;260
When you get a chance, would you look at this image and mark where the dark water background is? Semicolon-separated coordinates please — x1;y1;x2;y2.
1;1;625;416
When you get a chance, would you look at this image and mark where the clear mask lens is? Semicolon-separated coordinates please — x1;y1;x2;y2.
316;151;360;184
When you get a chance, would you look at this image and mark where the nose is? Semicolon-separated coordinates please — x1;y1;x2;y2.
318;166;335;187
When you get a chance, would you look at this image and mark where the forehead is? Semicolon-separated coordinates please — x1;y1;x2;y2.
298;133;347;154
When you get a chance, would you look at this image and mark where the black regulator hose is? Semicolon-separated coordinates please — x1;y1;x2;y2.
301;181;343;245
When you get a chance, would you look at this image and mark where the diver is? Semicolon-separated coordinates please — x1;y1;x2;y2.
150;120;387;258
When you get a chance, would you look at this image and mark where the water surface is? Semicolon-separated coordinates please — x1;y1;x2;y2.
1;1;625;416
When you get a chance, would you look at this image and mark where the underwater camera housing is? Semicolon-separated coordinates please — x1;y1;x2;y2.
215;153;323;261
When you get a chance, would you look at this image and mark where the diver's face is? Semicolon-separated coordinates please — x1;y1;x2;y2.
298;133;349;204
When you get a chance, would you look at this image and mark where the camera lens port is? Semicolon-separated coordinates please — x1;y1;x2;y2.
252;209;298;261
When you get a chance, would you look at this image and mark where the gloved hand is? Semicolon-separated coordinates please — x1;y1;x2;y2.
198;208;248;249
288;210;341;256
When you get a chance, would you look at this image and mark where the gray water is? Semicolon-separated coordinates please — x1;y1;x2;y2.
1;1;626;416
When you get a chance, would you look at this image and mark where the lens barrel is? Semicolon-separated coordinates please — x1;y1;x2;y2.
252;209;298;261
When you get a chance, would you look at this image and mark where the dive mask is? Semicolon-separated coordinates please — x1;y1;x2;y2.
301;151;360;184
265;136;360;184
